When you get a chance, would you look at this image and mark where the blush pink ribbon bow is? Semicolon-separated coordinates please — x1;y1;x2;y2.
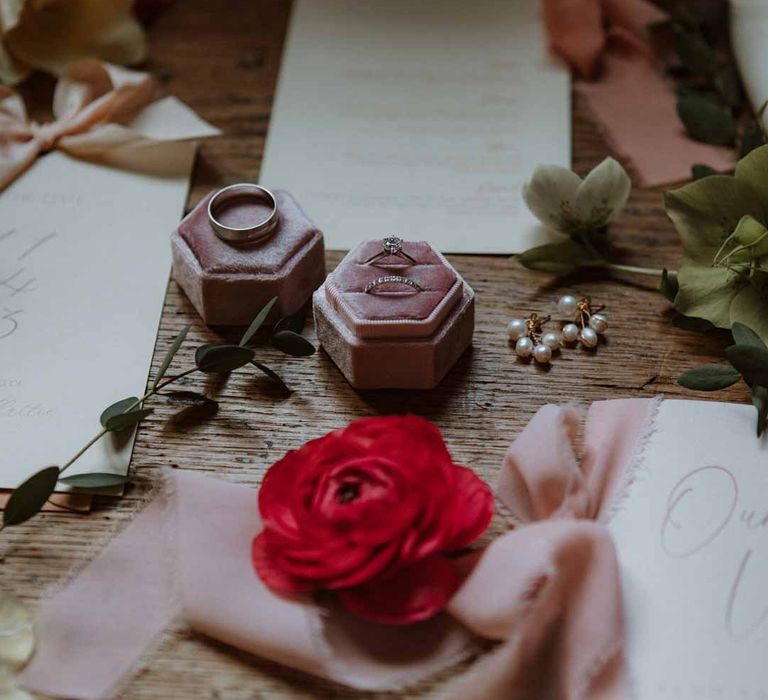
543;0;735;186
0;60;217;193
20;399;654;700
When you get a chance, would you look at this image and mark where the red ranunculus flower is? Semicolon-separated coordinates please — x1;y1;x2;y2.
252;415;494;624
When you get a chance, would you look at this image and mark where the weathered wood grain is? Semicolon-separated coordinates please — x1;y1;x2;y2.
3;1;749;697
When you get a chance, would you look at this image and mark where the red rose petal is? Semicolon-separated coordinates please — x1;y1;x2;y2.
251;533;315;593
441;466;495;551
337;556;461;624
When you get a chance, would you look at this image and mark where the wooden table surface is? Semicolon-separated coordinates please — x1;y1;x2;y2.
4;1;748;698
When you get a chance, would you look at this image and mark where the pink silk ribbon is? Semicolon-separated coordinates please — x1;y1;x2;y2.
20;398;654;700
0;60;216;193
543;0;735;186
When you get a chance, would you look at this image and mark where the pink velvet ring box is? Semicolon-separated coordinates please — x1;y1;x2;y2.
313;241;474;389
172;189;326;325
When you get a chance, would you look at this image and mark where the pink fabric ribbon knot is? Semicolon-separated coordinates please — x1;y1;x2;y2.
20;399;654;700
0;60;214;192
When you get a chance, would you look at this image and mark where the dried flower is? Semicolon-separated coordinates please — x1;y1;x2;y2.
0;0;146;85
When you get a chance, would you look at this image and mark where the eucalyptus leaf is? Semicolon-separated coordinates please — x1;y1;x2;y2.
752;385;768;437
672;26;716;76
251;361;292;393
732;322;767;349
660;268;679;303
516;239;604;275
677;92;736;146
271;331;316;357
740;119;767;158
713;63;742;109
672;314;717;332
274;310;306;335
58;473;131;489
240;297;278;347
725;344;768;386
153;324;189;389
196;344;255;373
103;408;153;432
100;397;140;428
3;466;60;527
677;364;742;391
729;278;768;345
691;164;718;180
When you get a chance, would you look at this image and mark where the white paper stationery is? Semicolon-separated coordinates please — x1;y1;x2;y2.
609;399;768;699
0;146;208;493
732;0;768;129
260;0;570;254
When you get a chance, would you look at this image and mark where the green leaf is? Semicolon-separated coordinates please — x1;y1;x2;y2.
735;143;768;210
58;473;131;489
752;385;768;437
270;331;316;357
3;466;60;527
153;325;189;389
672;26;716;76
100;397;140;428
104;409;153;432
725;344;768;386
691;164;718;180
195;344;255;373
660;268;679;302
240;297;278;347
251;361;292;393
729;281;768;346
273;310;306;336
732;322;767;349
163;390;218;407
674;258;739;328
672;314;717;333
516;239;604;275
677;364;742;391
677;92;736;146
664;176;765;264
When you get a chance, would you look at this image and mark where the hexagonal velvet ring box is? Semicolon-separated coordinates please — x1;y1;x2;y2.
172;189;325;325
313;240;474;389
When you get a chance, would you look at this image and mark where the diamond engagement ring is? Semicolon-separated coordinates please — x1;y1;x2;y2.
208;183;279;245
364;236;417;265
364;275;424;294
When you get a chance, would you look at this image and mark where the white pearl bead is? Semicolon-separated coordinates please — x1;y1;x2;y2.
557;294;579;316
541;331;561;350
579;327;599;348
533;343;552;364
562;323;579;343
589;313;608;334
515;337;534;358
506;318;527;342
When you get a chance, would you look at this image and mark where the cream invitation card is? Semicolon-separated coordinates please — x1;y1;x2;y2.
0;147;206;493
609;399;768;698
260;0;570;254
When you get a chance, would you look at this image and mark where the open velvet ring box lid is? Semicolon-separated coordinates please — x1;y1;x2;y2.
172;189;326;325
313;240;474;389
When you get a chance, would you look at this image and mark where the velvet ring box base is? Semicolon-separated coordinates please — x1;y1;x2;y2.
314;241;475;389
172;189;326;326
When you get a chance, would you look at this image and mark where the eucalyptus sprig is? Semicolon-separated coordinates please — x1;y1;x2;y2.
650;0;767;157
1;297;315;531
678;322;768;436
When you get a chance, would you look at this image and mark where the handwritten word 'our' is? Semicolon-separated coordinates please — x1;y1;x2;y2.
661;465;768;641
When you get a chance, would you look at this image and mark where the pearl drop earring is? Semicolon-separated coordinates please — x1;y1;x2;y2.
557;295;608;349
507;313;561;364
